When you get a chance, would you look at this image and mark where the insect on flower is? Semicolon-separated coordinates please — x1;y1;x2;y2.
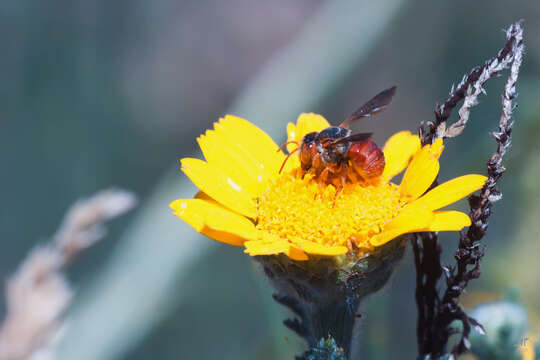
171;110;487;259
279;87;397;196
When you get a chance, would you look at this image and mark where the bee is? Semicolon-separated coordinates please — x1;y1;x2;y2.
280;86;396;197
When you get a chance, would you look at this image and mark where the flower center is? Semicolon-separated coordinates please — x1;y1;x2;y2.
256;172;404;251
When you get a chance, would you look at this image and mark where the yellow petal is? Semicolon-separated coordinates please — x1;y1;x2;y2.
382;131;421;181
277;123;300;172
281;151;301;173
197;129;261;197
410;174;487;211
244;240;289;256
286;122;298;152
181;158;256;218
288;247;310;261
400;138;444;201
430;137;444;156
294;239;348;256
214;115;285;180
427;211;471;231
243;234;309;260
243;232;289;256
520;334;536;360
170;198;256;246
370;207;434;246
290;113;330;143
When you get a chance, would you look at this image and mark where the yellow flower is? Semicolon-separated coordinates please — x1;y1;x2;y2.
170;113;486;261
520;334;535;360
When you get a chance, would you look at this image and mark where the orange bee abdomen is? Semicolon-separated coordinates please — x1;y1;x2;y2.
347;140;385;179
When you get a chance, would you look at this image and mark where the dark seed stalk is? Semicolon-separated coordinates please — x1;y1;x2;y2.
414;20;524;357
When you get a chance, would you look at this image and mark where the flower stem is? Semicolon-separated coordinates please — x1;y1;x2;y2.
258;240;406;358
307;301;358;355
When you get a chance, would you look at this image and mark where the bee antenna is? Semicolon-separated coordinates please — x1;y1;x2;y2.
277;140;298;152
279;148;299;174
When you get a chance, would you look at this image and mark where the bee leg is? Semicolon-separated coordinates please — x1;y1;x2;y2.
301;162;315;179
346;238;355;253
332;164;348;207
347;163;359;183
315;168;332;200
332;186;342;208
311;154;323;176
320;167;331;183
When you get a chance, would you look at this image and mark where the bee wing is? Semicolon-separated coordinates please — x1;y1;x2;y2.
339;86;397;129
324;132;373;147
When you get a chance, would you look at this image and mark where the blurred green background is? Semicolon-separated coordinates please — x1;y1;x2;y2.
1;1;539;359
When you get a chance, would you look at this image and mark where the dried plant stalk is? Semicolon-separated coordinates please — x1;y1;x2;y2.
0;189;136;360
414;20;524;357
420;21;523;146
